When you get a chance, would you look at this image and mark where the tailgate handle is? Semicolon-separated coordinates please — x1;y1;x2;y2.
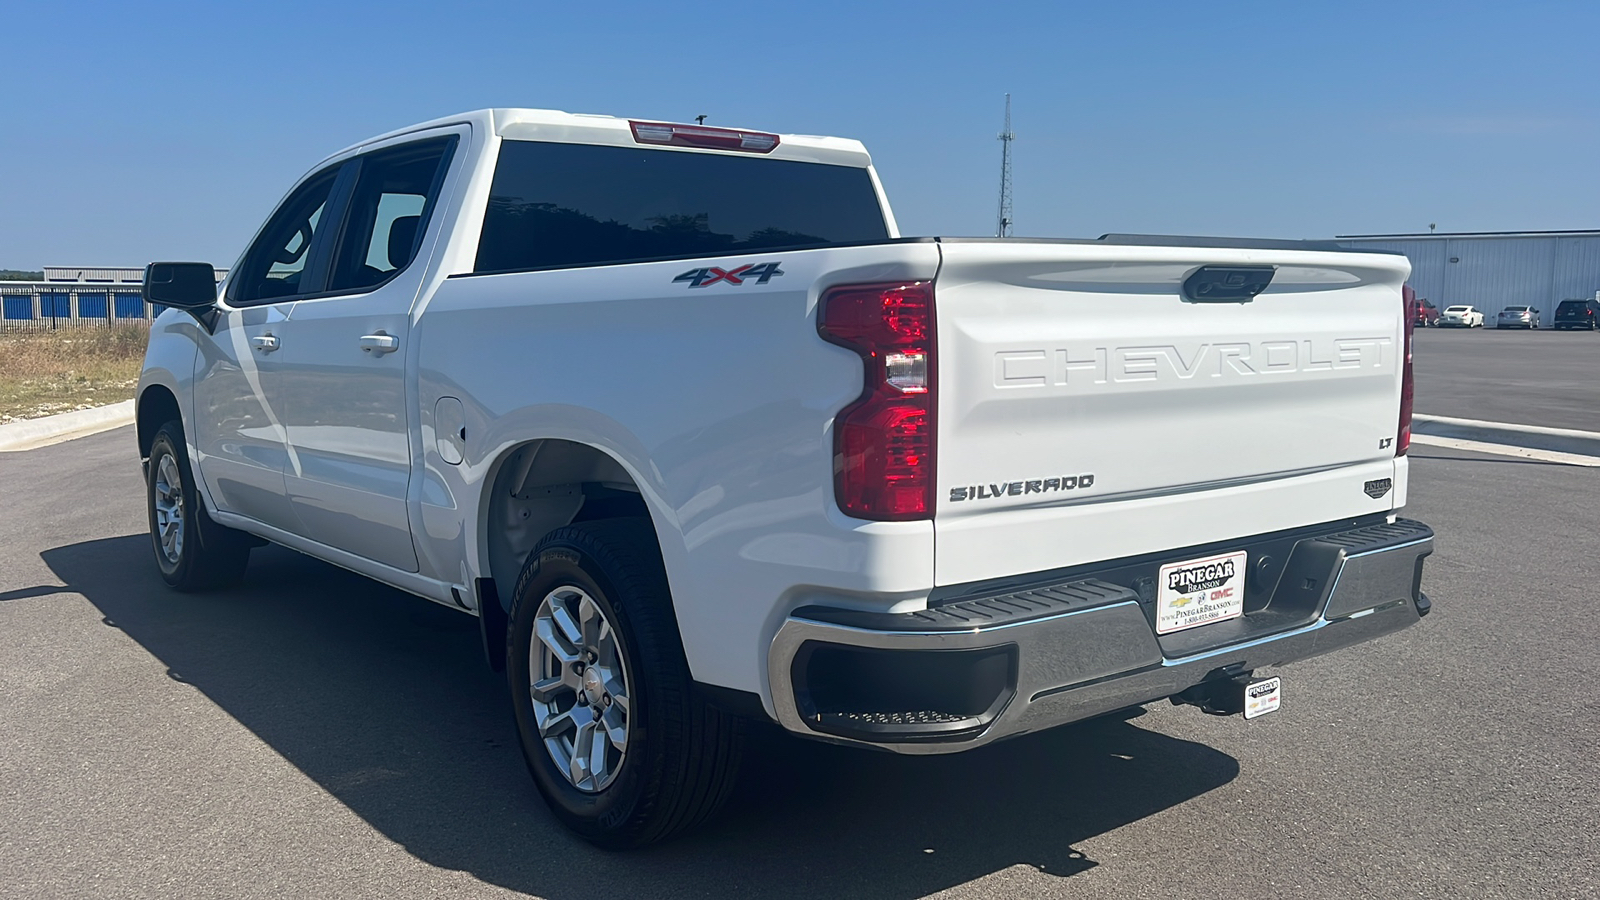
1183;266;1275;303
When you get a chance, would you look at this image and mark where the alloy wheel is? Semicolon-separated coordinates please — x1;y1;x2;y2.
152;454;185;566
529;585;631;792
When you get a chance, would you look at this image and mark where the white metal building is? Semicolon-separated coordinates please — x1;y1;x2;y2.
41;266;150;284
1335;230;1600;323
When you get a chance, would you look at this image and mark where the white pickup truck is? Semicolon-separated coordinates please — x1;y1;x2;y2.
137;108;1434;847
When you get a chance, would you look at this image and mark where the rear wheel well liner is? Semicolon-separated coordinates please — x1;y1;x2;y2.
480;439;661;620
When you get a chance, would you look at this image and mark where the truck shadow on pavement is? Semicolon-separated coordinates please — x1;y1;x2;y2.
44;535;1239;899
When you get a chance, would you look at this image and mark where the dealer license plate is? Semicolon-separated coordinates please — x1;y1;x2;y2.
1243;676;1281;719
1156;550;1247;635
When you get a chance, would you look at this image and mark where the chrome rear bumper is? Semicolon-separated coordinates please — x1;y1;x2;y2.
767;518;1433;754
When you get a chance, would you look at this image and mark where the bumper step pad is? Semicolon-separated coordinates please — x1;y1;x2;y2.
792;579;1136;633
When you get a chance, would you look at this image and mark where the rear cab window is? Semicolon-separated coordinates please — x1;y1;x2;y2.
474;141;890;273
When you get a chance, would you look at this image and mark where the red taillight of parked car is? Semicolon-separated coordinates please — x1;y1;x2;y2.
818;282;936;520
1398;285;1417;456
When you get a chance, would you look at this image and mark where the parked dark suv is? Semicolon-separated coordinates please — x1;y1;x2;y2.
1554;299;1600;331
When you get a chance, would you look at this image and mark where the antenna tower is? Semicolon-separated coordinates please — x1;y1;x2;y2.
996;94;1014;238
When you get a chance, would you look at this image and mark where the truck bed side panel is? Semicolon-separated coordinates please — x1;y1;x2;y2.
415;243;941;696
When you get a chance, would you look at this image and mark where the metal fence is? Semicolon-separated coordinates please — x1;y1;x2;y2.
0;285;155;331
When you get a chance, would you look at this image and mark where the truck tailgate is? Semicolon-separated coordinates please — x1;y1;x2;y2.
932;239;1412;586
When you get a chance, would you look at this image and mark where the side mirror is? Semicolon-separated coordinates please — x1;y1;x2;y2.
143;262;218;310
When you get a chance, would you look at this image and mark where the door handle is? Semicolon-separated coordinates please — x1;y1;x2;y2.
359;332;399;355
250;334;279;353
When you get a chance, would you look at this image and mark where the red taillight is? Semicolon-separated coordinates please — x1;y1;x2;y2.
819;282;936;520
1398;285;1417;456
629;120;780;153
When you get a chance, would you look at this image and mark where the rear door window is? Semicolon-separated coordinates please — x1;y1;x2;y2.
327;137;457;292
474;141;890;273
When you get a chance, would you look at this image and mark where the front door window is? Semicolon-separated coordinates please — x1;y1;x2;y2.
232;167;341;303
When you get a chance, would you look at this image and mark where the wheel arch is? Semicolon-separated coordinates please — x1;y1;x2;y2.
477;437;674;619
136;383;182;459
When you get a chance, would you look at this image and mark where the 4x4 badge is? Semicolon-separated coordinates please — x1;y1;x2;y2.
673;262;784;287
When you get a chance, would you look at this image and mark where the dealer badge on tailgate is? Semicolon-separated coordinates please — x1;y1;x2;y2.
1157;550;1247;635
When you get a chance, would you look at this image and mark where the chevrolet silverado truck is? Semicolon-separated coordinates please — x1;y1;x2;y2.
137;108;1434;847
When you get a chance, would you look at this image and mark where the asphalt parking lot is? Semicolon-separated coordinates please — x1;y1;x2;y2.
1414;325;1600;431
2;340;1596;899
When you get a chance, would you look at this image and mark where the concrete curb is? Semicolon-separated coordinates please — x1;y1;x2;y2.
0;400;135;453
1413;413;1600;459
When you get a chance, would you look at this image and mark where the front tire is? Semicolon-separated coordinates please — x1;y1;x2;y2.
146;422;252;591
506;519;743;848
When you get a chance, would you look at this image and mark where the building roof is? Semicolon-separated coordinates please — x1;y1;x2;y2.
1337;229;1600;240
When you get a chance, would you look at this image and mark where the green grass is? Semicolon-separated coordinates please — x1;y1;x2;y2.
0;326;148;423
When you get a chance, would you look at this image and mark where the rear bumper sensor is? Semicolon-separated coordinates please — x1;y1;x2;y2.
768;518;1433;753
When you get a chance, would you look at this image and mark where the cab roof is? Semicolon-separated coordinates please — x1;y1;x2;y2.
328;108;873;169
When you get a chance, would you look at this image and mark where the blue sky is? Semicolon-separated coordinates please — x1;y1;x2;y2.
3;0;1597;267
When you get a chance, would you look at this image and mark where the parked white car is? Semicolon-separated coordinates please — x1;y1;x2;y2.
136;108;1436;847
1439;305;1485;327
1496;305;1540;329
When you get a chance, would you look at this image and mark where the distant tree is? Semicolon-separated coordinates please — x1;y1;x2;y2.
0;269;43;281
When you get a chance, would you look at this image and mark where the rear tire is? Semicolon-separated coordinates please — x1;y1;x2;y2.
146;422;252;591
506;519;744;848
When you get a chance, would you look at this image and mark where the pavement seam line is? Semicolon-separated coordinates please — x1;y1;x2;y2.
1412;413;1600;458
1413;413;1600;440
1410;433;1600;467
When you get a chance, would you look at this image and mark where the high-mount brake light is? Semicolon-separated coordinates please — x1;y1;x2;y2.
818;282;936;520
1398;284;1417;456
628;120;780;154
